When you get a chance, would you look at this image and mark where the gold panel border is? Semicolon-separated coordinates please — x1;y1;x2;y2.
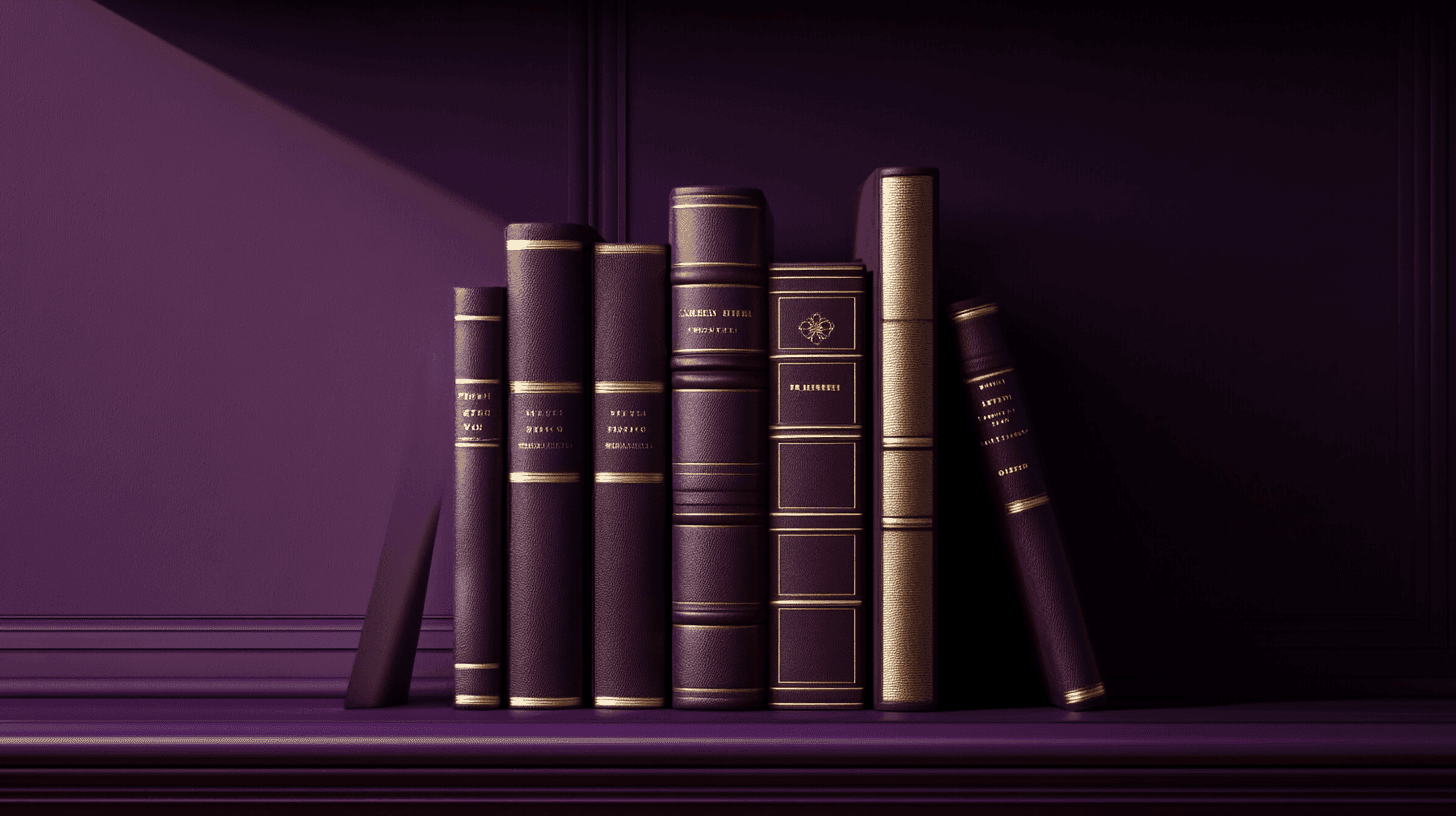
1006;494;1051;514
506;239;583;251
778;606;858;685
509;472;580;484
951;303;999;323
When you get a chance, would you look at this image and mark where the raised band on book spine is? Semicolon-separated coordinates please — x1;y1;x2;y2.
768;262;868;709
669;186;769;710
949;294;1107;712
506;222;597;709
593;243;669;708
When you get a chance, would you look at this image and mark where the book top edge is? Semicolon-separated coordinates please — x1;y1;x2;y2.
504;223;599;242
865;166;939;180
454;286;506;314
670;186;766;201
769;262;865;272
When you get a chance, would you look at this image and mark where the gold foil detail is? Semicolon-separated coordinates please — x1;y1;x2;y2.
510;696;582;707
595;244;667;255
509;472;581;484
880;175;934;321
453;315;502;321
951;303;999;323
883;436;932;449
454;442;499;448
455;694;500;706
881;320;933;438
595;472;665;484
595;381;665;394
454;663;499;670
882;517;931;529
510;381;582;394
506;239;583;251
595;696;665;707
882;449;933;519
881;529;933;704
966;367;1013;384
1064;682;1106;705
455;378;501;384
1006;494;1051;514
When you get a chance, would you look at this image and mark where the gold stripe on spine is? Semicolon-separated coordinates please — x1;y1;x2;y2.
1006;494;1051;514
881;175;934;321
455;442;499;448
883;437;932;449
510;696;582;707
455;694;500;706
881;321;933;438
595;381;665;394
454;663;499;670
881;529;933;704
1064;682;1106;705
510;381;583;394
454;315;503;322
455;378;501;384
595;472;665;484
509;472;581;484
506;239;583;251
595;696;665;707
882;449;933;520
951;303;999;323
966;367;1014;384
882;517;931;529
595;244;667;255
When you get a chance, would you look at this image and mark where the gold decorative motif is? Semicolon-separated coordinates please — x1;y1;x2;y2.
595;244;667;255
1064;682;1106;705
510;381;582;394
594;696;665;707
595;472;664;484
510;696;582;707
509;472;580;484
595;381;665;394
1006;494;1050;514
951;303;999;323
880;175;934;321
798;313;835;345
454;694;500;706
966;367;1014;384
881;529;933;704
506;239;583;251
453;315;502;322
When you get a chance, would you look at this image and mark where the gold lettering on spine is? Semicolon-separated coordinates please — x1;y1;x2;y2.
882;530;933;704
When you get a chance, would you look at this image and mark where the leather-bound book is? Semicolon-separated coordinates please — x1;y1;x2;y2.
949;296;1107;711
669;186;769;709
853;167;938;711
592;243;669;708
506;223;598;709
767;262;868;709
453;286;506;709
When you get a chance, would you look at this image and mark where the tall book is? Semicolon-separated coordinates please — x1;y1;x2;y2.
949;295;1107;711
506;222;597;709
767;262;868;709
853;166;938;711
669;186;769;709
453;286;506;709
592;243;670;708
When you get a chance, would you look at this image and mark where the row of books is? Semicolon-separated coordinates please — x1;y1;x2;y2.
452;167;1105;711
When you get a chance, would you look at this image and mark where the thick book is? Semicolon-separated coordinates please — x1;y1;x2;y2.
949;295;1108;711
669;185;769;709
768;262;869;709
853;166;938;711
506;222;598;709
453;286;506;709
592;243;670;708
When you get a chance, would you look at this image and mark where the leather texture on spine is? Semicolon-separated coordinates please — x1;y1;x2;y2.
853;167;938;711
593;244;669;708
950;295;1107;712
670;186;768;709
768;263;868;709
506;223;597;709
454;286;506;709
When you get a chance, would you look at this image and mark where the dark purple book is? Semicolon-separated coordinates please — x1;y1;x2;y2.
453;286;506;709
853;167;938;711
949;295;1107;711
669;186;769;709
767;262;869;709
592;244;669;708
506;223;598;709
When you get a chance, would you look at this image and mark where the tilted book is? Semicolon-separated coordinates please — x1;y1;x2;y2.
949;295;1107;711
453;286;506;709
768;262;869;709
853;167;938;711
592;243;670;709
506;222;598;708
669;186;769;709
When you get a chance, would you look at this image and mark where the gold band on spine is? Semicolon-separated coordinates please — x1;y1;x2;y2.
510;381;582;394
595;696;665;707
672;261;760;268
883;436;933;449
670;203;760;210
595;381;665;393
454;315;503;322
509;472;581;484
506;239;583;251
455;378;501;384
951;303;999;323
881;529;933;704
882;516;931;529
510;696;582;707
454;663;499;670
1006;494;1051;514
966;367;1014;384
455;442;499;448
1064;682;1106;705
594;472;665;484
673;687;761;693
455;694;500;706
595;244;667;255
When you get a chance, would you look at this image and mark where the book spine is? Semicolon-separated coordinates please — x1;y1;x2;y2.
506;223;596;708
592;243;670;708
767;263;868;710
669;186;769;709
949;296;1107;711
854;167;938;711
453;286;507;709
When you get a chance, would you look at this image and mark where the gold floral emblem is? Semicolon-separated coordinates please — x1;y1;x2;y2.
798;313;835;345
